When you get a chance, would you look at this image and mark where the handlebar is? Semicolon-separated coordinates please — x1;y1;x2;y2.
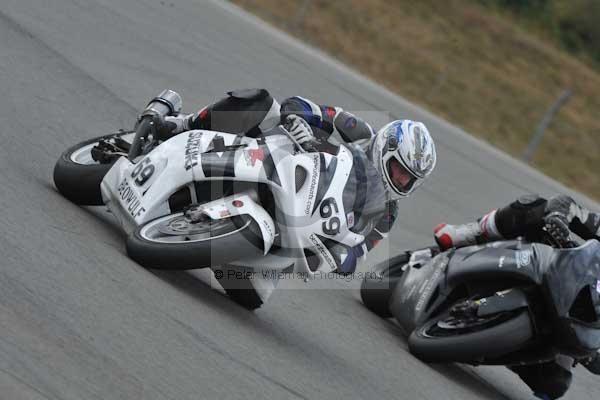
128;89;183;161
127;117;153;160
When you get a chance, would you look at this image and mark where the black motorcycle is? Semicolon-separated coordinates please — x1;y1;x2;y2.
361;238;600;367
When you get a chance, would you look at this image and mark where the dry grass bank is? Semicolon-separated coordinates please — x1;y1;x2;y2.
232;0;599;200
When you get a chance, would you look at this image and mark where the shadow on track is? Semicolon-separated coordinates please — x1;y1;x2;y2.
48;173;523;400
149;269;244;315
428;363;516;400
354;299;521;400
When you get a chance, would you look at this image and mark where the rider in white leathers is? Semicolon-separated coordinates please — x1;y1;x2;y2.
159;88;437;274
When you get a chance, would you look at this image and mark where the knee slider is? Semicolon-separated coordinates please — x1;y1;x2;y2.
514;361;572;400
533;368;572;399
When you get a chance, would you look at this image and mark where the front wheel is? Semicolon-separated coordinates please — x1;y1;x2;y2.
360;252;409;318
126;213;264;270
53;131;132;205
408;307;533;364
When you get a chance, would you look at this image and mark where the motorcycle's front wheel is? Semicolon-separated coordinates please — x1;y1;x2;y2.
360;252;409;318
408;305;533;364
53;131;132;205
126;213;264;270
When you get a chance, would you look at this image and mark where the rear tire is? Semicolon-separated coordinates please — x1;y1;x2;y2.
126;214;264;270
360;252;409;318
409;309;533;364
53;132;129;205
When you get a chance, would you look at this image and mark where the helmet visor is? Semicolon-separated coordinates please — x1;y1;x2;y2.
386;157;418;194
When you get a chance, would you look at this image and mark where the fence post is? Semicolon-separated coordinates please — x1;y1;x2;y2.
522;88;573;163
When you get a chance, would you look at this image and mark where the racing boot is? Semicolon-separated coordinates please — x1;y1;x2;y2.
434;210;502;250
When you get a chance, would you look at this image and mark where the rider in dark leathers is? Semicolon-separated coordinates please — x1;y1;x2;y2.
434;194;600;400
159;89;436;274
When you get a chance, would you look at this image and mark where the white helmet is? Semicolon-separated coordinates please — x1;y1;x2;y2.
370;120;437;200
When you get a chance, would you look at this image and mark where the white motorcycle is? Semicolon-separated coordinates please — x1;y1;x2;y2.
54;90;385;309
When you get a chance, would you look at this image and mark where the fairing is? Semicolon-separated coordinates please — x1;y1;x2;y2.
390;239;600;357
542;240;600;354
101;128;369;277
390;240;545;334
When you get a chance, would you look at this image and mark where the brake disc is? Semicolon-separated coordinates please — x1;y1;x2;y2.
157;215;230;236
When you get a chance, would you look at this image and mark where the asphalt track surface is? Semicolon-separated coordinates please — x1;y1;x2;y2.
1;1;599;399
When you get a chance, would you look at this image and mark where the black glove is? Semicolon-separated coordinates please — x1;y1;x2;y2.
543;212;572;248
151;114;178;141
581;350;600;375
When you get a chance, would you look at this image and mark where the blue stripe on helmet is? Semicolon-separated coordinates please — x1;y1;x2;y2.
393;121;404;140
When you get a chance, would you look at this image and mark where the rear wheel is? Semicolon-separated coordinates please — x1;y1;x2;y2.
126;213;263;270
408;301;533;363
53;131;132;205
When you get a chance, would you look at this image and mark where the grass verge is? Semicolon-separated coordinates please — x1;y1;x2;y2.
231;0;599;200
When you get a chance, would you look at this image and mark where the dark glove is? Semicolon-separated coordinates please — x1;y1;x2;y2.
151;114;179;141
543;212;572;248
582;350;600;375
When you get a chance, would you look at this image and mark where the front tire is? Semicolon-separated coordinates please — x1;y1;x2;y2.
360;252;409;318
53;132;130;205
408;308;533;364
126;213;264;270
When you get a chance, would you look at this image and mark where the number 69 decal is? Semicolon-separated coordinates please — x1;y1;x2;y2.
320;197;341;236
131;157;155;186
